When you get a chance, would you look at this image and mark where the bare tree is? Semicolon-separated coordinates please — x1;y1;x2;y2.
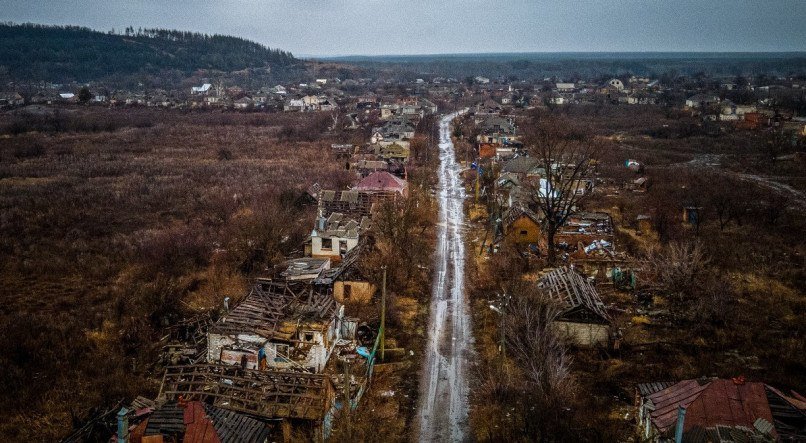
761;128;790;167
504;284;572;400
501;282;576;440
363;187;435;296
645;241;711;301
524;116;597;264
704;174;748;232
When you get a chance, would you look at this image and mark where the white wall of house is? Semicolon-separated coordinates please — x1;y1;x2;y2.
311;235;358;258
551;321;609;347
267;330;328;372
208;328;334;373
207;332;266;366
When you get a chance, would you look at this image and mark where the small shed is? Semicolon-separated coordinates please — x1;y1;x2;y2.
502;204;542;245
636;214;653;234
537;266;611;346
315;243;376;305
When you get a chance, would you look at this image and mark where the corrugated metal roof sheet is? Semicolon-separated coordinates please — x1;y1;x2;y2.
204;403;271;443
182;402;221;443
649;379;711;431
637;381;676;397
648;379;776;439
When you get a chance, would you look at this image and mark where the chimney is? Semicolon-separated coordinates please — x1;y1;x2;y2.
117;407;129;443
223;296;230;313
674;405;686;443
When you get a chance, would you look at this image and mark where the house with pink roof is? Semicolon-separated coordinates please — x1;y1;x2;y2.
354;171;408;198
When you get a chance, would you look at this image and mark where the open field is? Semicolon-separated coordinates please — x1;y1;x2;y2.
0;107;352;440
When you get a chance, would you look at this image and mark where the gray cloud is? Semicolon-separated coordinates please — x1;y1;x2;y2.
2;0;805;55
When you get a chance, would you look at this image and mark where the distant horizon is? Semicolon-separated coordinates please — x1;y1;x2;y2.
10;21;806;61
305;50;806;60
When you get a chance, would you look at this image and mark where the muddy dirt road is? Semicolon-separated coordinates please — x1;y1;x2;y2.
416;111;473;442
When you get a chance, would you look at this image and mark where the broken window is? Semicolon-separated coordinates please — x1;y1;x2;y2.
520;230;528;236
274;344;290;362
343;284;352;299
321;238;333;250
303;332;315;342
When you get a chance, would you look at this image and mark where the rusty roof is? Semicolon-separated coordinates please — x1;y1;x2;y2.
648;378;776;438
134;401;271;443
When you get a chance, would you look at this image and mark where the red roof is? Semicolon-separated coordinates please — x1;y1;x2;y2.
354;171;407;194
648;379;775;437
182;402;221;443
130;401;271;443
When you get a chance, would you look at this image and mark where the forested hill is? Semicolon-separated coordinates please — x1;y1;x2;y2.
0;23;299;82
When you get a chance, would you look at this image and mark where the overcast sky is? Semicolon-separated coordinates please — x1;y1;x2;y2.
3;0;805;56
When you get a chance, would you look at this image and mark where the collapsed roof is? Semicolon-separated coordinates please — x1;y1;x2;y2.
643;378;806;441
159;364;332;421
537;266;610;324
209;282;339;340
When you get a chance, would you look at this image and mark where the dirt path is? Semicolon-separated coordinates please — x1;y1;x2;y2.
416;111;473;442
669;155;806;209
735;172;806;208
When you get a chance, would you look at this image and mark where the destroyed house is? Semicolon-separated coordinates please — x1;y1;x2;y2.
636;378;806;442
318;189;398;220
372;118;416;141
350;159;389;177
158;364;334;440
537;267;610;346
315;242;376;304
476;115;518;145
127;400;273;443
308;212;369;260
274;257;331;283
553;212;615;259
318;189;374;220
473;99;503;116
207;282;345;373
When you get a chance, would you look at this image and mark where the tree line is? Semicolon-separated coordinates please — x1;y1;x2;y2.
0;22;298;83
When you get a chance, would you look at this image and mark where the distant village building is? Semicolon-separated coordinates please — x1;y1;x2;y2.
0;92;24;107
685;94;720;109
606;78;625;92
191;83;212;95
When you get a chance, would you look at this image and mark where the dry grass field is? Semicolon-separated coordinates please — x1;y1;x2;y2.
0;107;353;440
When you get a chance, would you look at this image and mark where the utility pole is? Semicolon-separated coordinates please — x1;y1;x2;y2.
497;293;509;359
380;265;387;361
342;358;352;438
499;295;506;358
475;161;480;203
